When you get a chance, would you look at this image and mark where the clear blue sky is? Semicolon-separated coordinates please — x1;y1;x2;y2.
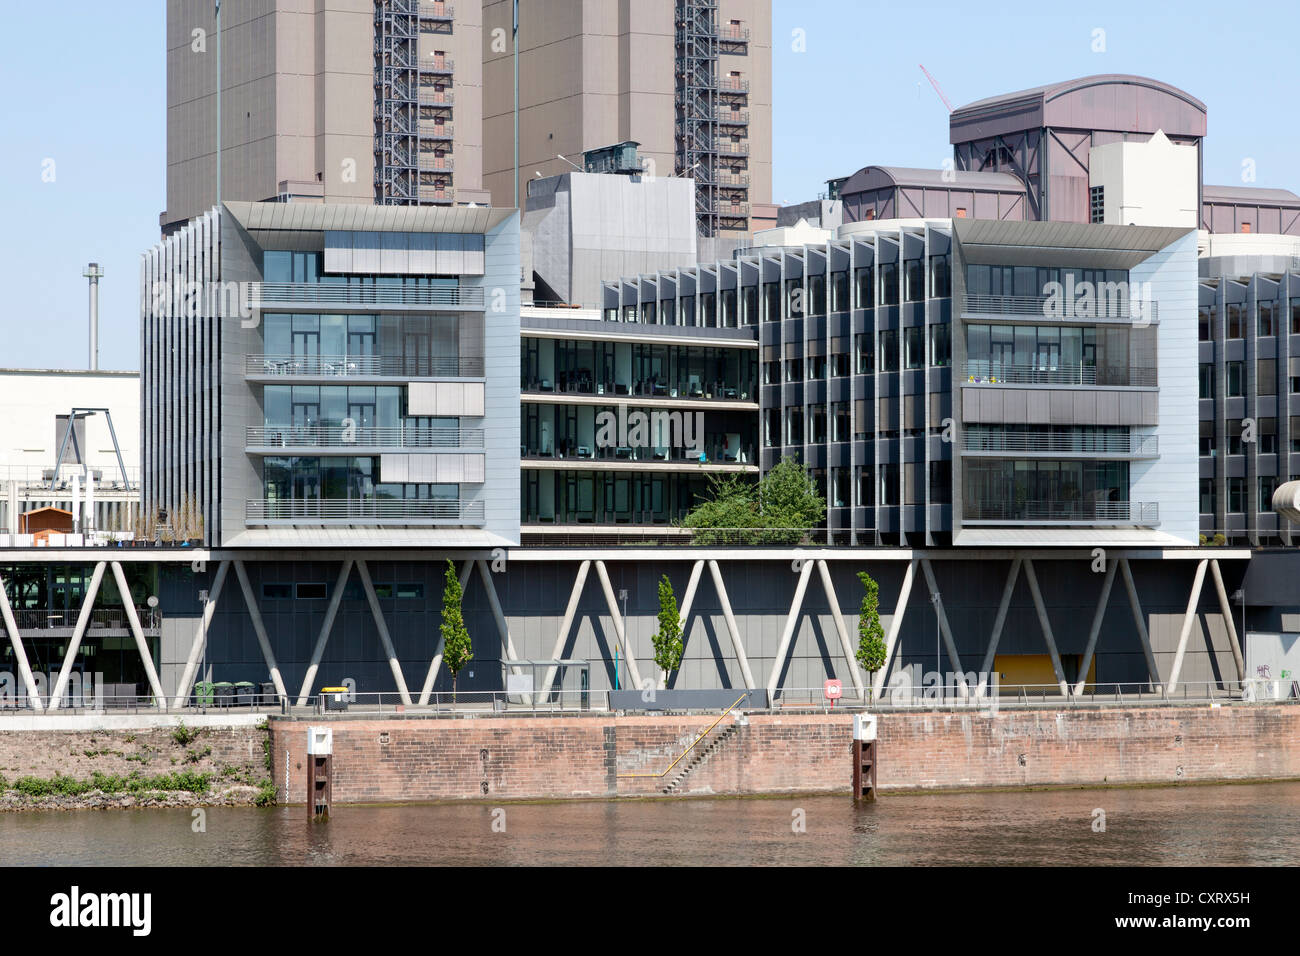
2;0;1297;371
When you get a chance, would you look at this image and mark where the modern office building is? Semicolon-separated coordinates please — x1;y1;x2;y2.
163;0;488;233
482;0;774;237
519;303;758;538
140;201;521;548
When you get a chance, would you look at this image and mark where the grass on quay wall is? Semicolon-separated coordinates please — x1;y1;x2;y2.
6;769;213;798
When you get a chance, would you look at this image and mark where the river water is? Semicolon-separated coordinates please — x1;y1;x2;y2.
4;782;1299;866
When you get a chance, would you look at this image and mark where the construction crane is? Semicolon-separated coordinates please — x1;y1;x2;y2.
919;64;954;113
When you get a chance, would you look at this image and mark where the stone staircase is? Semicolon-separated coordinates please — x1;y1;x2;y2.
661;723;739;795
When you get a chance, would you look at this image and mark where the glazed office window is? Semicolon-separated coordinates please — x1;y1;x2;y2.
830;352;849;378
1227;362;1244;397
785;359;802;383
1227;478;1246;514
1198;306;1213;341
1199;479;1215;515
1292;300;1300;334
929;460;952;504
1199;364;1215;399
878;329;899;371
1293;416;1300;452
1199;420;1215;457
762;284;780;322
1227;419;1244;456
763;360;780;385
807;355;827;380
1258;359;1277;396
904;259;924;302
831;402;850;442
1260;477;1278;510
808;275;826;316
855;334;872;374
1258;301;1276;336
929;323;951;368
764;409;779;447
1226;305;1244;339
904;326;924;369
854;268;873;309
878;263;898;305
1089;186;1104;224
929;256;951;298
785;279;803;318
1259;417;1278;454
741;287;756;326
830;272;849;312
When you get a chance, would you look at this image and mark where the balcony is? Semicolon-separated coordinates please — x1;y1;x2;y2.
419;154;454;172
714;172;750;188
245;283;483;310
419;88;454;107
246;425;484;451
962;294;1158;323
716;202;751;220
716;77;750;93
718;25;751;43
420;122;454;140
418;185;455;203
963;501;1160;526
964;361;1157;388
245;354;483;379
716;108;750;126
426;55;454;73
0;608;160;635
962;432;1159;457
418;1;454;20
713;139;749;157
246;498;485;526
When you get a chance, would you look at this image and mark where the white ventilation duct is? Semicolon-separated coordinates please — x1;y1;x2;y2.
1273;480;1300;523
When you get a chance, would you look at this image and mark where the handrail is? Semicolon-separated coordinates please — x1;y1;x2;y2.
617;693;748;779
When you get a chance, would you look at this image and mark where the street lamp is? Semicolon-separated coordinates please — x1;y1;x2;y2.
617;588;629;691
931;591;941;702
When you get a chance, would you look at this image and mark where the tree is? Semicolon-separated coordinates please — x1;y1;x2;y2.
651;574;685;683
682;459;825;546
440;560;472;700
855;571;887;680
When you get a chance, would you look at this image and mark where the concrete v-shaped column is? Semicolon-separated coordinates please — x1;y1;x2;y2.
296;559;354;706
1208;559;1246;681
417;559;474;705
357;559;412;706
48;561;107;710
594;560;642;692
539;560;590;700
816;559;865;700
872;559;916;699
1167;558;1209;695
660;560;704;690
173;561;230;708
1020;558;1067;695
977;557;1022;697
232;561;289;703
1118;558;1160;690
110;561;166;710
919;558;970;698
766;558;814;700
1075;558;1118;696
0;569;43;711
706;560;756;691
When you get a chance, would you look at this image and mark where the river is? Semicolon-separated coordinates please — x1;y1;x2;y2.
4;782;1299;866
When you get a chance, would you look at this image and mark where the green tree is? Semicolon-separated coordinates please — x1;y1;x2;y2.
652;575;685;682
855;571;887;678
757;458;826;542
681;459;825;546
440;560;472;700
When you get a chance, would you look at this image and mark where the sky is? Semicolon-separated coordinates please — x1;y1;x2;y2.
1;0;1297;372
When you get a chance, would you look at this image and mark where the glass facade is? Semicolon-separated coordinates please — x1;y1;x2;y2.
521;470;742;525
521;338;755;401
963;460;1130;521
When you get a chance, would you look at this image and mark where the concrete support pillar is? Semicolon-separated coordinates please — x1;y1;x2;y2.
0;569;43;711
417;560;474;704
978;557;1022;696
296;559;354;706
817;559;865;700
919;558;970;698
1209;559;1246;681
357;559;412;706
1167;558;1209;695
539;560;590;699
1118;558;1160;690
594;560;642;692
233;560;289;703
173;561;229;708
1075;558;1118;696
707;560;756;691
766;558;814;700
872;559;916;699
111;561;166;710
48;561;107;709
1021;558;1067;695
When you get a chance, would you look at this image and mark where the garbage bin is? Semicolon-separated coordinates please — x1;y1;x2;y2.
213;682;235;708
234;681;256;706
258;681;279;706
321;686;349;712
194;681;215;708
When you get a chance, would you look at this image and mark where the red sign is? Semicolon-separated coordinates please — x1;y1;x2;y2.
824;679;843;700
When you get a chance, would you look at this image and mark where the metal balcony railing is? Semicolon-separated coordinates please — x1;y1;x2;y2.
716;202;751;219
716;77;750;93
718;25;751;42
246;498;485;525
245;354;483;377
247;425;483;449
962;432;1159;456
963;294;1158;322
714;172;750;187
420;122;453;139
427;55;454;72
418;1;454;20
245;283;482;308
964;501;1160;524
0;608;161;633
964;361;1158;387
418;186;455;202
713;139;750;156
716;108;750;125
3;464;141;491
418;154;454;171
419;88;454;106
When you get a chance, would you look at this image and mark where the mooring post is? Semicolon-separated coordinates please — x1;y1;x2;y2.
307;726;333;820
852;713;878;801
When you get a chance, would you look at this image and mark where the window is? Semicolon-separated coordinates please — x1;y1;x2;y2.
929;323;951;368
831;402;849;442
807;355;826;380
830;352;849;377
879;464;899;506
1227;305;1244;339
830;272;849;312
397;583;425;600
878;329;898;371
905;260;924;302
296;582;328;600
1293;416;1300;453
1089;186;1104;224
1292;300;1300;334
1227;361;1244;397
878;263;898;305
1259;417;1277;454
262;583;293;600
1260;477;1277;511
1227;419;1243;456
1199;420;1215;457
1199;478;1216;515
929;461;952;504
784;358;802;383
1259;301;1276;336
929;256;951;298
954;207;967;219
1258;359;1276;395
1227;478;1246;514
1198;306;1212;341
855;334;872;374
1199;364;1215;399
854;268;873;309
904;327;924;369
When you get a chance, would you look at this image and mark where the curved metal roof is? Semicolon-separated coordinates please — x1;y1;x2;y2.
1203;184;1300;204
839;165;1026;196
